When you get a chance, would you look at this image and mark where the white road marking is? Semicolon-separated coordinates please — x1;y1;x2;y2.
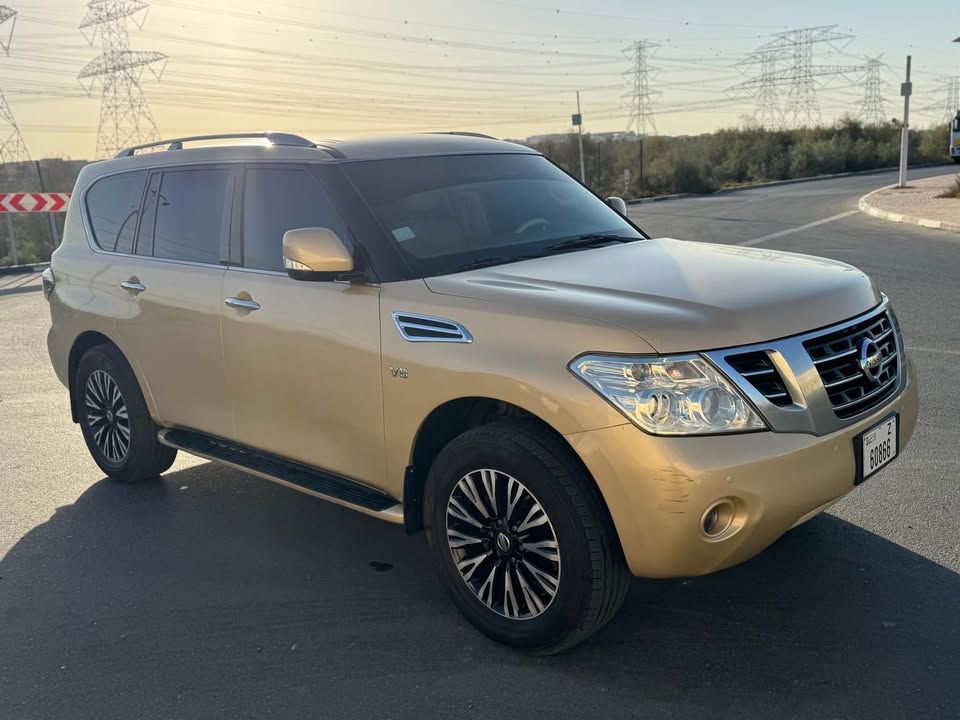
906;346;960;356
737;210;860;246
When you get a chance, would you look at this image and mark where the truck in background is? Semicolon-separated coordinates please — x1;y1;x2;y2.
951;111;960;163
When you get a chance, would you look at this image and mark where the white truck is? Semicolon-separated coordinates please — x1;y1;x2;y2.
952;111;960;163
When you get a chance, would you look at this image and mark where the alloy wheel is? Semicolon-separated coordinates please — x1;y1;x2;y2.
445;468;561;620
84;369;130;464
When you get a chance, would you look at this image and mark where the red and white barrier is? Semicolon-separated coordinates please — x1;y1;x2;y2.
0;192;71;213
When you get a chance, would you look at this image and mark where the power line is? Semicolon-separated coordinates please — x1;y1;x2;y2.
77;0;167;158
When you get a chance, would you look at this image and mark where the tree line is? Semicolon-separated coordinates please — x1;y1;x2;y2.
528;119;951;199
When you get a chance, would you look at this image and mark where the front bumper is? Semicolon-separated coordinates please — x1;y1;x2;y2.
566;358;919;578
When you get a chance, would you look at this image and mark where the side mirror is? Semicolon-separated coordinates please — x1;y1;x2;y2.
606;196;628;215
282;227;353;280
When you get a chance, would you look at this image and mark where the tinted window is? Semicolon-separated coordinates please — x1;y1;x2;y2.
242;167;346;271
342;154;642;278
85;170;147;253
152;168;231;264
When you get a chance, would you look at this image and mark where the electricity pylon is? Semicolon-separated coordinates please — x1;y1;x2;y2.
78;0;167;158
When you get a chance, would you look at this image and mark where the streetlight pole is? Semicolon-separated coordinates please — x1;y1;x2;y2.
573;91;586;183
897;56;912;189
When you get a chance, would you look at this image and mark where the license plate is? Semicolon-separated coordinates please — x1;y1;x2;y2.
855;413;899;484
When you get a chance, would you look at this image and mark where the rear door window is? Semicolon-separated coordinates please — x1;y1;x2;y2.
85;170;148;254
241;166;347;272
150;167;233;264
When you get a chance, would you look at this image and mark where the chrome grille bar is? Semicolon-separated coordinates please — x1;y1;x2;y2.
832;374;899;412
703;298;905;436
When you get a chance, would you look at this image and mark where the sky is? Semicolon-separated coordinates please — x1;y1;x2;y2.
4;0;959;159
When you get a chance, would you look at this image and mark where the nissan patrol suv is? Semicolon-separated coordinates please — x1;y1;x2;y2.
44;131;918;653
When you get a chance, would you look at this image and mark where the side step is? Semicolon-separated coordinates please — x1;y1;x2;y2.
159;428;401;517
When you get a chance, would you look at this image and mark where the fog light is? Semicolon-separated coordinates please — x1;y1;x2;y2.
701;500;736;538
703;506;720;534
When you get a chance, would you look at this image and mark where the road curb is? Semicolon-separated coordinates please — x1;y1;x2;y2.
858;184;960;235
627;193;693;205
0;261;49;276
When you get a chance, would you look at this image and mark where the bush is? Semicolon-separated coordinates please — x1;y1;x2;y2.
938;175;960;199
525;120;950;199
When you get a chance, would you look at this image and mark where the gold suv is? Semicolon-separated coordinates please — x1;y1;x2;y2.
44;131;918;653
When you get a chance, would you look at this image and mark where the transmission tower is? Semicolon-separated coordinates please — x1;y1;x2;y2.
0;6;29;163
729;49;783;129
78;0;167;159
857;57;889;125
728;26;856;129
622;40;660;137
920;76;960;123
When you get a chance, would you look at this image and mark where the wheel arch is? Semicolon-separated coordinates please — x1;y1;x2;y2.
67;331;137;423
403;396;609;535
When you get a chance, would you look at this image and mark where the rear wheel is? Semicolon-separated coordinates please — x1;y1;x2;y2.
75;344;176;482
424;421;630;654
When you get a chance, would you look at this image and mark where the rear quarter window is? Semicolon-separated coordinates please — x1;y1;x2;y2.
84;170;148;254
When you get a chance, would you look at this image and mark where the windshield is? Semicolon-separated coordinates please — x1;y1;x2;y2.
343;153;644;277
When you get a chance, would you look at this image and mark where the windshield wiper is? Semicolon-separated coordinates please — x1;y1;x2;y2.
449;254;538;273
541;233;638;255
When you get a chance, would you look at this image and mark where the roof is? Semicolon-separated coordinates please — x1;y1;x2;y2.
312;133;536;160
107;131;535;164
75;132;539;194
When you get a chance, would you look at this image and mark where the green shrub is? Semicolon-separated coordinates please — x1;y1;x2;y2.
525;120;949;199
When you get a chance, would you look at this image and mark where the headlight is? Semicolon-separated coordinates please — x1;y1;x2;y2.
569;354;766;435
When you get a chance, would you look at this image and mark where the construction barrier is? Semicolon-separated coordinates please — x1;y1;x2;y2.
0;192;70;266
0;192;71;213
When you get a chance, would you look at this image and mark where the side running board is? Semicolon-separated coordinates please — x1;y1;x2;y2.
159;428;402;520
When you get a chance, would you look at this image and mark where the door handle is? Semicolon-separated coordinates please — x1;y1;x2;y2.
120;280;146;294
225;296;261;311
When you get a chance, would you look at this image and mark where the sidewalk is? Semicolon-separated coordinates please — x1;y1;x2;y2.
859;173;960;234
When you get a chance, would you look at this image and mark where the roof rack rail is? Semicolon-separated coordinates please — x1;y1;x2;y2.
425;131;496;140
114;131;315;158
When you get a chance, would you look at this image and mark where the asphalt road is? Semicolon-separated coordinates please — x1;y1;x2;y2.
1;167;958;719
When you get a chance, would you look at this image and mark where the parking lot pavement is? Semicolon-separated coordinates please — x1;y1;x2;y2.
1;169;958;719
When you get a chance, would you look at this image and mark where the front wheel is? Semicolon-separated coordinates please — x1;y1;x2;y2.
424;421;630;654
75;344;177;482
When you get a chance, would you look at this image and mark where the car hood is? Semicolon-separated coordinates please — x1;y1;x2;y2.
424;238;881;353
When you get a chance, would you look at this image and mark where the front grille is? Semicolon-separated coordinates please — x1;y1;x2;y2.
803;310;899;419
725;351;792;406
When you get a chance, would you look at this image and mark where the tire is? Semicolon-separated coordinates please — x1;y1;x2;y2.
953;156;960;164
423;421;630;654
74;343;177;483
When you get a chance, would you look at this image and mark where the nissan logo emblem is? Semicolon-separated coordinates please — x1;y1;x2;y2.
858;338;883;381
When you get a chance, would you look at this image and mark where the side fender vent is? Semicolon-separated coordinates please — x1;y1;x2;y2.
392;312;473;343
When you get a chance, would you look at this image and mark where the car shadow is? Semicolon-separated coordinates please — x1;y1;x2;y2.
1;461;956;719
